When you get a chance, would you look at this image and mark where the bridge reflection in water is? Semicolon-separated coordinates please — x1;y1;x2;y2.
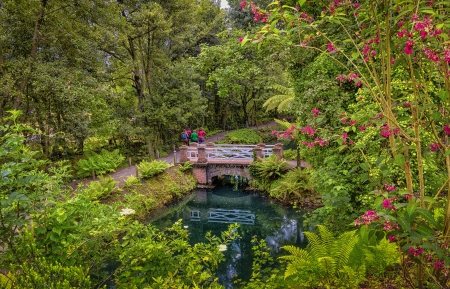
190;209;255;225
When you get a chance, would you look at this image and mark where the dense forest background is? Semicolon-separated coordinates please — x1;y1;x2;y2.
0;0;298;161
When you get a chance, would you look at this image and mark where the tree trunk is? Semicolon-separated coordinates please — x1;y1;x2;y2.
13;0;48;110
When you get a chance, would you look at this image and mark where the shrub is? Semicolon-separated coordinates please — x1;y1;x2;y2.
76;149;125;178
137;160;173;178
283;149;297;160
249;154;289;181
123;175;141;189
270;168;313;201
84;176;118;200
220;129;261;144
178;161;193;172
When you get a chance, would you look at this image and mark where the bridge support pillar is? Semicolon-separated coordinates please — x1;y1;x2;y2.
179;145;188;163
272;143;283;159
197;145;207;163
193;163;208;185
253;145;263;160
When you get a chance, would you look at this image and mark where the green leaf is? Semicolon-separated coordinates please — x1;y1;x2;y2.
397;216;411;232
359;162;370;171
52;227;63;236
406;202;418;216
416;208;439;228
394;154;405;167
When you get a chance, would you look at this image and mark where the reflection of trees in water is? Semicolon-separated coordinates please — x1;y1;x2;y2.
266;216;302;254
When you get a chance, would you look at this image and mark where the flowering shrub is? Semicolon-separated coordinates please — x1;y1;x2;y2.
241;0;450;286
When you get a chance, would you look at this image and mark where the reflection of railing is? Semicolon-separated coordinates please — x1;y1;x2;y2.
208;209;255;225
189;209;255;225
187;144;274;161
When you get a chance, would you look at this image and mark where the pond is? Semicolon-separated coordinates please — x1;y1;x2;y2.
147;176;309;288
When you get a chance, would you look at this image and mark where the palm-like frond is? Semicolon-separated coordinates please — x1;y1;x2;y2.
263;84;295;112
263;94;294;112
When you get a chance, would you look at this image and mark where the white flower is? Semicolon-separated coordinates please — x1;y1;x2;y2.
183;225;188;229
218;244;227;252
120;208;136;216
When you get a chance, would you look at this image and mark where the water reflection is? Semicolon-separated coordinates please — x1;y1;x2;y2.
149;177;308;288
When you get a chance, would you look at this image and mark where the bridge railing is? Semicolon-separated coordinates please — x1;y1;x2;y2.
187;144;275;160
180;142;282;163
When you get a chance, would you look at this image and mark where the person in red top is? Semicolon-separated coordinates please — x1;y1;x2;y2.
198;127;206;144
186;127;192;145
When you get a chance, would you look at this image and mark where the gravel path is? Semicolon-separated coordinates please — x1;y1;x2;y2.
71;121;287;188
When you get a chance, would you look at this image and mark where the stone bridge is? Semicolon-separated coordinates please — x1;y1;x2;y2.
178;143;283;185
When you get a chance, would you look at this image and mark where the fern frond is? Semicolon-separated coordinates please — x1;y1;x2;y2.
263;95;294;112
268;84;294;95
276;97;294;112
333;230;358;274
274;118;294;130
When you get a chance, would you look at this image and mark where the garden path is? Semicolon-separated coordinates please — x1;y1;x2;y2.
70;121;301;188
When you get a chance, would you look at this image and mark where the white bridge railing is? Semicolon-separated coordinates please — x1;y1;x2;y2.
187;144;274;161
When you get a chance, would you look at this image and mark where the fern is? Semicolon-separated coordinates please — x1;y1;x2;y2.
249;154;289;181
280;225;360;287
76;149;125;177
263;84;295;112
137;160;173;178
84;176;118;200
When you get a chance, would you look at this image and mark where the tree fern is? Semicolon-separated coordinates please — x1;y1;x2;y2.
263;84;295;112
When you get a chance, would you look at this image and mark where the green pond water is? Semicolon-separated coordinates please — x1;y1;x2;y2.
148;176;308;288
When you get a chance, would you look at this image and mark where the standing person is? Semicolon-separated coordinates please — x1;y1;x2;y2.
181;130;188;146
186;127;192;145
190;130;198;143
198;127;206;144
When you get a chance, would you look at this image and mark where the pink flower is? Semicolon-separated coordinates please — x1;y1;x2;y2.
388;235;397;242
355;210;379;226
312;108;320;117
380;125;392;138
384;183;396;192
342;132;348;140
239;37;244;42
444;125;450;135
382;199;392;209
430;142;440;152
359;125;366;131
404;39;415;54
349;120;357;125
340;118;348;124
327;42;337;52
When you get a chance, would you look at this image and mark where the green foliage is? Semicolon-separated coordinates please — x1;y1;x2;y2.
282;148;297;160
84;176;118;200
220;128;262;144
76;149;125;178
178;161;193;172
269;168;313;201
236;236;292;288
123;175;141;189
11;257;92;289
249;154;289;181
349;226;400;278
280;225;363;288
137;160;173;179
